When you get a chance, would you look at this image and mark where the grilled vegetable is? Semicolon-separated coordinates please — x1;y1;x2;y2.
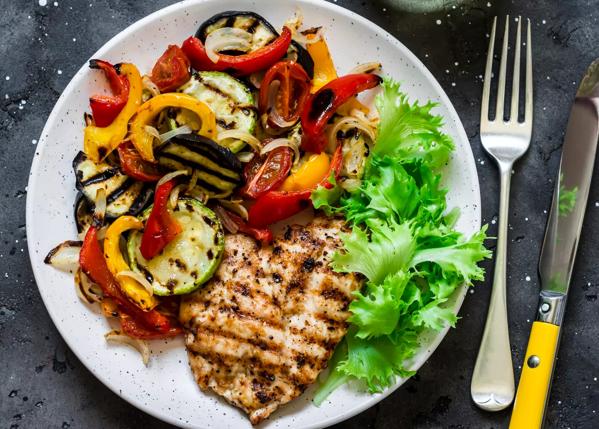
157;133;242;197
73;152;153;218
179;72;256;152
195;11;314;78
128;197;224;296
75;193;94;234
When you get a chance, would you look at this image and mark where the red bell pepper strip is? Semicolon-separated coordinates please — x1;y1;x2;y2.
79;226;172;333
226;210;273;245
120;316;182;340
140;179;182;259
181;27;292;76
248;145;343;227
300;73;382;153
88;59;130;127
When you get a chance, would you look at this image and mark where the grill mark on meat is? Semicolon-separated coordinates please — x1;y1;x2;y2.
180;217;362;424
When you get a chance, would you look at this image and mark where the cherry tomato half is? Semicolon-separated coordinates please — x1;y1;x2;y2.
259;61;311;128
117;141;163;182
150;45;191;92
241;147;292;199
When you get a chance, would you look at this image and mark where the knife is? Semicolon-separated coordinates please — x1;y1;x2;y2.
509;59;599;429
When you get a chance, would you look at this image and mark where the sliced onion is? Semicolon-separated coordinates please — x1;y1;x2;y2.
218;199;249;221
74;268;103;304
217;130;262;152
144;125;161;141
204;27;252;63
94;188;107;225
116;270;154;296
156;169;188;188
348;62;382;75
260;138;300;165
142;75;160;99
350;107;379;126
294;27;324;46
284;8;304;33
186;186;208;204
214;205;239;234
236;151;255;163
44;240;82;273
168;183;185;209
159;125;192;143
105;330;150;366
328;116;376;150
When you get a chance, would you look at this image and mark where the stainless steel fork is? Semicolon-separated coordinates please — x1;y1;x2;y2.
471;16;533;412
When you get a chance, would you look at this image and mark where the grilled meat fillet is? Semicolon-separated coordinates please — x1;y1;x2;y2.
180;216;362;424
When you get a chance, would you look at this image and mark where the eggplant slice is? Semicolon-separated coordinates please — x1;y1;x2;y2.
73;152;153;218
157;133;242;198
195;11;314;78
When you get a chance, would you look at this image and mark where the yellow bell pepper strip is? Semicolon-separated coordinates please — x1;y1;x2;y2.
306;36;369;115
103;215;158;311
84;63;143;162
279;152;330;191
129;93;217;162
306;36;337;93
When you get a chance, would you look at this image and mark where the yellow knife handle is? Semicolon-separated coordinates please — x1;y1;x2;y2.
509;321;560;429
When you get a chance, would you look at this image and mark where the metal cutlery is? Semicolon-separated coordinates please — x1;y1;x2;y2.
471;15;533;412
509;59;599;428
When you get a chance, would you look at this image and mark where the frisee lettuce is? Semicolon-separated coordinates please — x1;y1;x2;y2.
311;77;490;404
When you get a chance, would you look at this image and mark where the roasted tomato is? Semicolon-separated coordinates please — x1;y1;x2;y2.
241;147;292;199
258;61;311;129
117;141;163;182
150;45;191;92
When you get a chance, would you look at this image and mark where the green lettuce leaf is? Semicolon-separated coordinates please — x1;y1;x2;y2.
373;78;454;169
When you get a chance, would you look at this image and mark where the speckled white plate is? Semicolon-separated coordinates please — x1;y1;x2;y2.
26;0;481;427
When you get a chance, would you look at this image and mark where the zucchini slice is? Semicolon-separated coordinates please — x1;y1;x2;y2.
179;71;257;152
73;152;153;218
157;133;242;198
127;197;224;296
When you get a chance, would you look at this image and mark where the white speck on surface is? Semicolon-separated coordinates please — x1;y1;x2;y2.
594;377;597;381
57;70;62;75
454;61;459;66
542;19;547;24
544;209;547;214
526;276;531;282
547;76;551;80
525;217;529;221
32;139;37;145
480;159;484;165
5;76;9;81
73;38;76;42
382;7;386;12
595;201;598;207
487;1;491;6
526;319;530;323
558;400;562;405
451;82;456;87
588;282;592;287
445;69;450;74
38;0;47;5
53;1;58;6
491;219;496;225
436;19;442;25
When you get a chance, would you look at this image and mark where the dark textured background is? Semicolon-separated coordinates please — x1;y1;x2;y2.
1;0;598;428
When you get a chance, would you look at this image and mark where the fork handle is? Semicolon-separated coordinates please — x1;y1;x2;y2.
471;163;515;411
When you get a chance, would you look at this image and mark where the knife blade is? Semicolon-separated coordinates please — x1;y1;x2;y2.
509;59;599;429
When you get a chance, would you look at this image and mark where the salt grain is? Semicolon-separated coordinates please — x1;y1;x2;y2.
525;276;531;281
57;70;62;75
436;19;442;25
38;0;47;6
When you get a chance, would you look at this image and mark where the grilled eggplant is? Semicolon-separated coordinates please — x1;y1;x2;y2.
157;133;242;198
179;71;257;152
127;197;224;296
195;11;314;78
74;193;94;234
73;152;153;218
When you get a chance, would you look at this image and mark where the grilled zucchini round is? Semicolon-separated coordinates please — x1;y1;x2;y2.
127;197;224;296
179;72;257;153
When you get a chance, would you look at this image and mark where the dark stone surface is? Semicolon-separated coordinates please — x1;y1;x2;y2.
1;0;598;428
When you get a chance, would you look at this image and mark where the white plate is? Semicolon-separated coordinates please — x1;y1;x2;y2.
26;1;481;428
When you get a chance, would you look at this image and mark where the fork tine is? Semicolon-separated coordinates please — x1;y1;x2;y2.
509;17;522;122
495;16;510;121
524;18;533;123
481;16;497;125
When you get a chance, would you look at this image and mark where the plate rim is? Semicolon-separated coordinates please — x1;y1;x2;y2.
26;0;481;427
